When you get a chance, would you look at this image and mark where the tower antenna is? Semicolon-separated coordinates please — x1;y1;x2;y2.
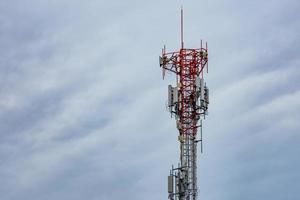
181;7;184;49
159;8;210;200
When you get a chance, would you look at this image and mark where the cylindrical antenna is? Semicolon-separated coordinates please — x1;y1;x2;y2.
181;7;184;49
201;120;203;153
206;42;208;73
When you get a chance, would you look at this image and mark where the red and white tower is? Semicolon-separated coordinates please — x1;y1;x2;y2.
159;8;209;200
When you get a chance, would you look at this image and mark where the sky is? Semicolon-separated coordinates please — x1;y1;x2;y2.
0;0;299;200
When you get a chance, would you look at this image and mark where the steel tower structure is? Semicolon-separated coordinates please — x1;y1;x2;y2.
159;8;209;200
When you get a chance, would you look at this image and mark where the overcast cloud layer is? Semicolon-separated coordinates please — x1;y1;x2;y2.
0;0;299;200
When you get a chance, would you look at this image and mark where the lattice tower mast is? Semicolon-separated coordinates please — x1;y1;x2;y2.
159;8;209;200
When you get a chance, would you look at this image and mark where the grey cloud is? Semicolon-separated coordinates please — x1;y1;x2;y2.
0;0;299;200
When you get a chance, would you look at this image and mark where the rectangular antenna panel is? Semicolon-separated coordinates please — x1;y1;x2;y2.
175;174;178;194
173;87;178;103
159;56;163;66
196;76;201;90
204;87;209;104
168;175;173;193
168;85;173;107
200;78;204;100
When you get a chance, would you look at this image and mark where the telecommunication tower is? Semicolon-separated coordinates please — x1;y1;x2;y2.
159;8;209;200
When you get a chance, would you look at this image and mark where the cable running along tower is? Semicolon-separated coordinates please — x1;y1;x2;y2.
159;8;209;200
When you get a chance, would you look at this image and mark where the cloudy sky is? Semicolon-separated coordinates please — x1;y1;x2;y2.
0;0;299;200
